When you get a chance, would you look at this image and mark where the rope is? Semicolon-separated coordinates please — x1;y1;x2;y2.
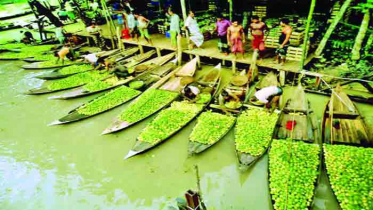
320;78;355;112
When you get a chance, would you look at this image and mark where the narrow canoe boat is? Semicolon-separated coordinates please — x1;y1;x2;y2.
22;61;77;70
268;85;321;210
25;71;112;95
48;52;175;100
322;85;371;146
36;48;139;80
124;64;222;160
22;49;122;70
322;85;373;210
249;71;279;106
187;70;250;155
49;60;178;125
101;57;198;135
234;72;281;170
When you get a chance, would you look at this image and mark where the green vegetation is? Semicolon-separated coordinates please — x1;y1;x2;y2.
235;109;278;156
324;144;373;210
31;54;55;61
58;65;92;75
190;112;235;145
119;89;179;123
195;92;212;104
38;60;73;68
139;102;204;145
83;80;112;92
0;44;55;59
77;86;141;116
0;51;29;59
269;140;320;210
0;43;25;49
47;71;109;91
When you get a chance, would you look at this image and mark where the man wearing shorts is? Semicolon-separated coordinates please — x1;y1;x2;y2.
275;18;292;65
250;16;267;58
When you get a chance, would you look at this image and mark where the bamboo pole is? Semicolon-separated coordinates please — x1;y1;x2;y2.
315;0;353;57
101;0;116;49
300;0;316;70
229;0;233;21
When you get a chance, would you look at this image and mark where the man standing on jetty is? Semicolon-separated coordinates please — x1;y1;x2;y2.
214;15;231;55
275;18;292;65
167;8;180;49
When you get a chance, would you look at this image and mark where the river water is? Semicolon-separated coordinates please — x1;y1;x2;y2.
1;60;371;210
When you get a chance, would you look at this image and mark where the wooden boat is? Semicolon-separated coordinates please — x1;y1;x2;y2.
322;85;372;146
36;48;139;80
268;85;321;210
273;85;317;142
321;85;373;209
48;52;175;100
248;71;279;106
102;58;198;135
25;71;112;95
0;10;33;21
22;62;76;70
124;64;222;160
48;60;178;125
22;49;122;70
187;70;250;155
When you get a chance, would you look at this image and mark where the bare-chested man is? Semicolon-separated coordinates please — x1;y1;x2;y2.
250;16;267;58
227;20;245;59
275;18;292;65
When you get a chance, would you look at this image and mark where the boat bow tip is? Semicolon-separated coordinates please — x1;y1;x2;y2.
123;150;139;160
48;120;62;126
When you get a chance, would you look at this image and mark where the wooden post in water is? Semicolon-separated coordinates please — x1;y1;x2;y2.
156;47;161;57
196;55;201;69
299;0;316;70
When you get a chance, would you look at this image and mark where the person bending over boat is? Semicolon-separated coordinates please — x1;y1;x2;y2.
219;89;245;110
55;45;75;65
252;86;283;110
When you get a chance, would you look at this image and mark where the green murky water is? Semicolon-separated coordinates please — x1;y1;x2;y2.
2;60;370;210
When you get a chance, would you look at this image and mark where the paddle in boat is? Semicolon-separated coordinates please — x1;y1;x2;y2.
101;57;199;135
48;52;175;100
188;69;251;156
124;63;222;160
48;57;179;125
268;84;321;210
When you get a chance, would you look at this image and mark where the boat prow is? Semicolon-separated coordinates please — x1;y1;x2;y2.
123;150;140;160
102;120;132;135
48;120;64;126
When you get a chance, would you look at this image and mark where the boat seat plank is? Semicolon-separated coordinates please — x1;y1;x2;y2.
325;111;360;119
277;114;311;142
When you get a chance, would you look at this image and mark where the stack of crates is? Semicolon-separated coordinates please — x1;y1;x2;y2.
265;28;281;48
252;6;267;18
286;43;310;61
328;2;341;23
208;0;218;11
289;31;305;46
157;24;167;34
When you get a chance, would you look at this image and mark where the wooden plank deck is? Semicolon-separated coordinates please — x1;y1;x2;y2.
121;34;315;73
